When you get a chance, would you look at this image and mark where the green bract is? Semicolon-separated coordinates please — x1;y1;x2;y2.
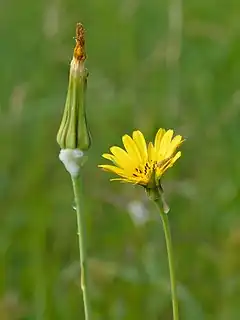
57;59;91;150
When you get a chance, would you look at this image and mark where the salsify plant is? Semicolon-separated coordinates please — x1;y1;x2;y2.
99;129;184;320
56;21;183;320
57;23;92;319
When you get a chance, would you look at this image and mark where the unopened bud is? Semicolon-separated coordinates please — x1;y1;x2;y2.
57;23;91;150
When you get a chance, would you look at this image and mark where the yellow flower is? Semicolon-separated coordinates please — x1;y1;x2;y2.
98;128;183;189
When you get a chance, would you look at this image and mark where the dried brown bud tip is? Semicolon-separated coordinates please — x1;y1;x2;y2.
74;23;86;62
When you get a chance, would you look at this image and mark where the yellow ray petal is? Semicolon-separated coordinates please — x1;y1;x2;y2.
110;146;135;170
110;178;130;182
159;129;174;158
110;178;133;184
102;153;115;162
147;142;156;163
132;130;148;163
110;177;141;184
157;151;181;176
122;134;142;164
98;164;126;177
165;135;183;158
170;151;181;165
154;128;165;150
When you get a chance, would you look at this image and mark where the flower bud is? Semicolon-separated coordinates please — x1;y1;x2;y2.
57;23;91;150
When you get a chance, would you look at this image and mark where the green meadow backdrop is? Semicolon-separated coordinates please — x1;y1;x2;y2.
1;0;239;319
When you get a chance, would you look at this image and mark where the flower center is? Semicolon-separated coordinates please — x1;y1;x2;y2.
132;161;157;179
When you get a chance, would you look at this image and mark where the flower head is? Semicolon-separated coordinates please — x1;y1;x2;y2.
98;129;183;189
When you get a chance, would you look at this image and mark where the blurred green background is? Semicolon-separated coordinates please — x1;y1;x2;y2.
1;0;240;319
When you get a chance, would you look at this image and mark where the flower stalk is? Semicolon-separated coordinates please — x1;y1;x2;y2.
57;23;92;319
154;198;179;320
71;175;91;320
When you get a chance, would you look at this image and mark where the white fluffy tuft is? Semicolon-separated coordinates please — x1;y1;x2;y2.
59;149;84;177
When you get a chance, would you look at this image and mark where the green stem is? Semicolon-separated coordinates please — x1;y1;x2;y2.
71;176;91;320
155;199;179;320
